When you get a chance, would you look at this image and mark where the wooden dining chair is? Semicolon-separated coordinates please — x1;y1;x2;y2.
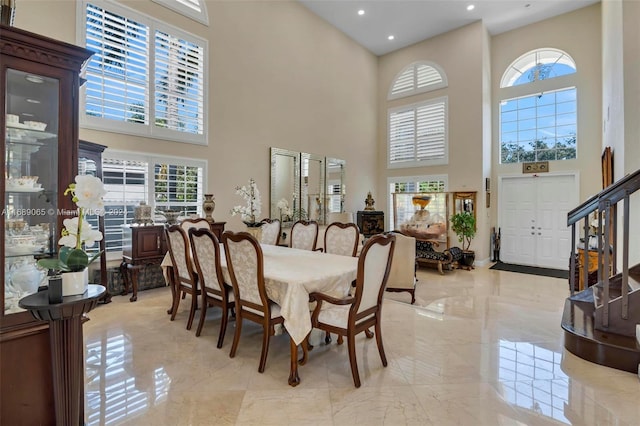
222;231;285;373
180;217;211;232
189;228;235;347
290;220;319;251
259;218;281;246
165;225;199;330
323;222;360;257
310;233;396;388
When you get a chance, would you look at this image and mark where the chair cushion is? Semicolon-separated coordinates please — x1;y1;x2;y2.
317;304;373;328
244;302;281;319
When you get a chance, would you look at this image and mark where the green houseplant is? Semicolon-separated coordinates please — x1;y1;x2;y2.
450;211;477;267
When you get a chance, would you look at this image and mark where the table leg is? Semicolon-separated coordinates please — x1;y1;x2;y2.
130;267;138;302
288;337;300;387
120;261;130;296
49;316;85;425
167;266;175;315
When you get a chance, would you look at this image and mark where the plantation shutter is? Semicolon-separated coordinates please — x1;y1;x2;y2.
154;162;204;215
389;62;446;99
389;98;446;165
102;159;149;251
85;3;149;123
154;30;205;134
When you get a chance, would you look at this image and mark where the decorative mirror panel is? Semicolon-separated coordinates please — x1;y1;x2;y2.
270;147;300;223
301;153;325;224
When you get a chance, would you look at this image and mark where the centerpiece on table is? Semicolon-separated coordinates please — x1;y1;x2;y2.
230;178;262;227
37;175;106;296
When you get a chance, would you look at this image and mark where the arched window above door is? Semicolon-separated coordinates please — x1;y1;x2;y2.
501;48;576;88
388;61;448;100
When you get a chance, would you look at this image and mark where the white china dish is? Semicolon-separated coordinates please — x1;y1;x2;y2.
6;113;19;124
24;121;47;131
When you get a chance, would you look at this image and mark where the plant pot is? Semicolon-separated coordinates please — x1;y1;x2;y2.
62;269;89;296
461;250;475;267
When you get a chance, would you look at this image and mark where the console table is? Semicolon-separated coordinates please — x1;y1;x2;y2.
121;225;168;302
19;285;106;426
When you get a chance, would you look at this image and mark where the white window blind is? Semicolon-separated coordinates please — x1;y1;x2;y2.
102;158;149;252
152;0;209;25
389;62;447;100
81;2;207;144
389;98;447;167
99;154;205;254
154;30;204;134
85;3;149;124
154;162;203;215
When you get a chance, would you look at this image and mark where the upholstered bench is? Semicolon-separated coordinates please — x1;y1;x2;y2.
415;239;458;274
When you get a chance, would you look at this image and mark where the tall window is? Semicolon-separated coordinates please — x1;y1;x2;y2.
388;97;448;168
499;49;577;164
100;152;205;256
80;1;207;144
387;61;448;168
387;175;447;230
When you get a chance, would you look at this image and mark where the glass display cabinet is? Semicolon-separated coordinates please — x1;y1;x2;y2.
392;192;450;247
1;25;92;423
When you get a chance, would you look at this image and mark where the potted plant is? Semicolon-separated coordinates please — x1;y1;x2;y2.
450;211;476;268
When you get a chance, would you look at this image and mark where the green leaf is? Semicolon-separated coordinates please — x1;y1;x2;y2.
36;258;70;272
65;248;89;272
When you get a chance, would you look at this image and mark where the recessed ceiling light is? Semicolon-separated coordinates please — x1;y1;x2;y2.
388;35;395;41
26;99;41;104
467;4;475;11
25;75;44;84
357;9;365;16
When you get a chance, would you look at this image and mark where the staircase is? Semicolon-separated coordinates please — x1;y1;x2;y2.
562;169;640;373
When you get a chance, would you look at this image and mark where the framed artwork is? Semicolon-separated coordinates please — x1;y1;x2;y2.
601;147;613;189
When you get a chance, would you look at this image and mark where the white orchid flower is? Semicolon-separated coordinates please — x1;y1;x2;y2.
73;175;107;215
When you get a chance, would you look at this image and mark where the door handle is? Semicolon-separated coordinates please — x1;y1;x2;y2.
531;232;535;235
157;236;160;249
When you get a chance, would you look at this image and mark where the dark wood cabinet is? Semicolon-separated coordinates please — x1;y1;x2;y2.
79;140;108;300
120;225;168;302
357;211;385;237
1;25;93;425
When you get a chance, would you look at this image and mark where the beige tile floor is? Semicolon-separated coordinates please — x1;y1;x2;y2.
83;265;640;425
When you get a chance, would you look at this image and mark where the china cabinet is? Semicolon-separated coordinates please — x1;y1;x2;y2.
1;25;92;424
79;140;108;301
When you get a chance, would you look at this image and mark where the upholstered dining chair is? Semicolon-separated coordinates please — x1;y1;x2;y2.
180;217;211;233
323;222;360;257
310;233;396;388
165;225;199;330
222;231;286;373
290;220;319;251
259;218;281;246
189;228;235;347
385;231;417;304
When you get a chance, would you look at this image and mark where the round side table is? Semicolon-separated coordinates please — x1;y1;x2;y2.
19;284;106;426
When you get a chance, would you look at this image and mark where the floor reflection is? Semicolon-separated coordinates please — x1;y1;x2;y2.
85;332;171;425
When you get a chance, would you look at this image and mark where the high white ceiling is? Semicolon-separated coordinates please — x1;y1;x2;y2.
299;0;599;56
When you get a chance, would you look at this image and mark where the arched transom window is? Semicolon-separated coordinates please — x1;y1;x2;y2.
499;48;577;164
388;61;448;100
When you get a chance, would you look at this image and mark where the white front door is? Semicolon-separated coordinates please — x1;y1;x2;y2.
499;174;578;269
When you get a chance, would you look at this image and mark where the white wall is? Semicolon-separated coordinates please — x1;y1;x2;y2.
13;0;378;231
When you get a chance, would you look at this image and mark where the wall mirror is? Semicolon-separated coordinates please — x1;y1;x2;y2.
270;147;300;223
301;153;325;224
325;158;346;220
453;191;477;227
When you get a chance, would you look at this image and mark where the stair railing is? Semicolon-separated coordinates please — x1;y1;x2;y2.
567;169;640;328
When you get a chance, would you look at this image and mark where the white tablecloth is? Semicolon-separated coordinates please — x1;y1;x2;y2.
162;244;357;345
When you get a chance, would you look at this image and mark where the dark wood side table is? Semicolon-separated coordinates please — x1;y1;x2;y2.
357;210;385;237
208;221;226;239
19;285;106;426
120;225;168;302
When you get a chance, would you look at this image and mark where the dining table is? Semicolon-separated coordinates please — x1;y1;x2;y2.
161;242;358;386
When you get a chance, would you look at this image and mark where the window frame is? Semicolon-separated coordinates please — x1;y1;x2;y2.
100;149;207;258
152;0;209;26
387;96;449;169
77;0;209;145
388;61;448;100
498;47;579;165
386;174;448;230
